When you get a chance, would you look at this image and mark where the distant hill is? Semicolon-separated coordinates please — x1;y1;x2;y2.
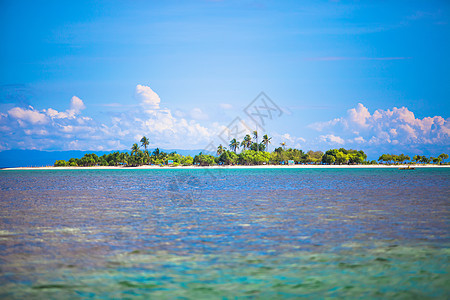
0;149;204;168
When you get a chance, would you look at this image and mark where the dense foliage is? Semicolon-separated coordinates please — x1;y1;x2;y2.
322;148;367;165
54;134;448;167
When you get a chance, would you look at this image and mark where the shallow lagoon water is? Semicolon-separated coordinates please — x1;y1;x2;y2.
0;168;449;298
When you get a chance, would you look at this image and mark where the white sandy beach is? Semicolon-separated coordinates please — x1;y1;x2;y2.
2;164;449;171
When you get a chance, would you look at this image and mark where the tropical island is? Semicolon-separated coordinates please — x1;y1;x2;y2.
52;133;449;168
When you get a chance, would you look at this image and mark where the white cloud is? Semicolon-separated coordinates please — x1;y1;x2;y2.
76;85;218;150
46;108;68;119
45;96;86;119
2;96;97;150
281;133;294;143
24;129;48;136
219;103;233;109
280;133;306;144
0;85;221;151
270;132;307;149
108;108;215;149
70;96;86;114
389;128;398;137
173;110;186;118
353;136;365;143
190;107;209;120
60;125;74;133
348;103;370;128
135;84;160;110
309;118;342;131
11;89;448;155
8;106;48;125
320;134;345;145
310;103;450;146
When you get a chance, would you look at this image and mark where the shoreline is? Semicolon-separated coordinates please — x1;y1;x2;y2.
1;164;449;171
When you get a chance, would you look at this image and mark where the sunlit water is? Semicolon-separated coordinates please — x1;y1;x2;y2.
0;168;449;299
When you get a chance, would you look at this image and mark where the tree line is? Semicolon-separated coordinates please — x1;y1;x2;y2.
54;133;448;167
377;153;448;165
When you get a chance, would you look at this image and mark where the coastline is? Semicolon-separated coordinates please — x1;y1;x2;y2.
1;164;449;171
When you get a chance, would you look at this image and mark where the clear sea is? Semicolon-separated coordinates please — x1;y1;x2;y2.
0;168;449;299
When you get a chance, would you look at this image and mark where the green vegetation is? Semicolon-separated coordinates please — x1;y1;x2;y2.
438;153;448;163
229;138;239;153
322;149;366;165
54;135;448;167
193;153;216;166
375;153;448;165
378;153;410;164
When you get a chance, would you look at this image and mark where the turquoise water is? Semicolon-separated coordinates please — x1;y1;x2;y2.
0;168;449;298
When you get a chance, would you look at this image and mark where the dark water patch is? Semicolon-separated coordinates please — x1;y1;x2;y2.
33;283;81;289
118;280;160;289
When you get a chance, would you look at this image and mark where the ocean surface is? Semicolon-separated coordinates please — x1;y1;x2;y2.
0;168;449;299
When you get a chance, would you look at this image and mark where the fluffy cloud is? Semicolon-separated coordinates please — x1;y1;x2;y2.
44;96;86;119
104;103;216;149
0;85;219;151
280;133;306;145
310;103;450;147
1;95;101;150
268;132;307;150
1;96;100;150
69;96;86;114
348;103;371;128
190;107;209;120
319;134;345;145
8;106;48;125
135;84;160;110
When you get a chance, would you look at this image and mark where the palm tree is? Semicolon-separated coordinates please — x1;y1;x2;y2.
229;138;239;153
131;143;140;156
217;144;225;156
439;153;449;164
253;131;258;152
140;136;149;151
139;136;150;164
241;134;252;150
152;148;161;158
119;152;128;165
262;134;271;152
281;142;286;150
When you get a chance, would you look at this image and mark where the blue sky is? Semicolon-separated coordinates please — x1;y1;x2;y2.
0;0;449;158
